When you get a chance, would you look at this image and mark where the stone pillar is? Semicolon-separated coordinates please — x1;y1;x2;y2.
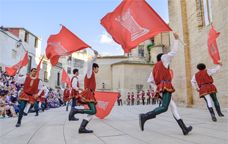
180;0;193;107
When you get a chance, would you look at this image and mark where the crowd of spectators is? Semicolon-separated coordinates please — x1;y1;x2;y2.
0;70;64;118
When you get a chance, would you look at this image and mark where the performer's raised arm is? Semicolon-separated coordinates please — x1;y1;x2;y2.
161;33;179;68
207;62;222;76
86;49;98;79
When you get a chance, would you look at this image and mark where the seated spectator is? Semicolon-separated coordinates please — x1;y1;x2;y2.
0;90;17;118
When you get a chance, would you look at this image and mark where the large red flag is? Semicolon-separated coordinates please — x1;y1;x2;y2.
46;25;91;66
94;91;119;119
208;26;221;64
101;0;172;53
61;69;71;87
5;52;28;76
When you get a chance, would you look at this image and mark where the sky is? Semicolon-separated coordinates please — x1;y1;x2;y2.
0;0;169;56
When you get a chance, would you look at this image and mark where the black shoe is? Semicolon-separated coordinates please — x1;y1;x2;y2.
69;117;79;121
215;106;224;117
79;128;93;133
139;114;146;131
35;112;39;116
23;112;28;116
209;108;217;122
139;111;156;131
68;108;83;121
176;119;192;135
16;122;21;127
78;119;93;134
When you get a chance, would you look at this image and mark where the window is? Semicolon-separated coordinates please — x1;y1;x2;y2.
102;83;105;89
136;84;143;92
55;62;62;68
44;71;48;82
34;38;38;48
196;0;212;27
203;0;212;26
138;45;144;57
67;56;72;65
57;72;60;86
27;56;32;73
43;62;48;82
127;53;132;57
67;67;71;74
73;58;84;68
24;32;29;42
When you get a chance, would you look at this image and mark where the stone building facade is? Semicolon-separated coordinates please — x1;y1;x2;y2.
0;27;41;75
96;32;170;101
168;0;228;107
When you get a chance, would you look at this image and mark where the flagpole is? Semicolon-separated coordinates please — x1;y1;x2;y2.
172;31;186;46
90;48;101;57
179;39;186;46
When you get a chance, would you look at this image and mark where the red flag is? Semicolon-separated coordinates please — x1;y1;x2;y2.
61;69;71;87
5;52;28;76
36;56;44;78
208;26;220;64
94;91;119;119
101;0;171;53
46;25;91;66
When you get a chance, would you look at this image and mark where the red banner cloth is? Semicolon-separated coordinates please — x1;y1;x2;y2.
46;25;90;65
208;26;220;64
86;91;119;119
101;0;171;53
61;69;71;87
5;52;28;76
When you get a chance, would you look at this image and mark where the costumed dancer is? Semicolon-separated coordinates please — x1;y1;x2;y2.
68;68;83;121
69;49;99;133
36;84;49;112
139;33;192;135
15;68;42;127
191;62;224;122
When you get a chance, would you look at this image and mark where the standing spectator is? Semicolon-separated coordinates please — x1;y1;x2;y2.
131;92;135;105
141;90;145;105
117;93;123;106
146;90;151;105
127;92;131;105
151;90;156;104
136;92;140;105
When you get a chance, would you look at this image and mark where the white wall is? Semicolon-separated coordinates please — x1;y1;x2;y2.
0;28;41;75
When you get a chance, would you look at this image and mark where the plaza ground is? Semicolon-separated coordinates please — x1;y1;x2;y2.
0;105;227;144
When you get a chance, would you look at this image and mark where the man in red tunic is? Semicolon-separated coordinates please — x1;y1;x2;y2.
146;89;151;105
191;62;224;121
127;92;131;105
141;90;145;105
139;33;192;135
69;49;99;133
15;68;42;127
131;92;135;105
68;68;83;121
136;92;140;105
36;84;49;112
